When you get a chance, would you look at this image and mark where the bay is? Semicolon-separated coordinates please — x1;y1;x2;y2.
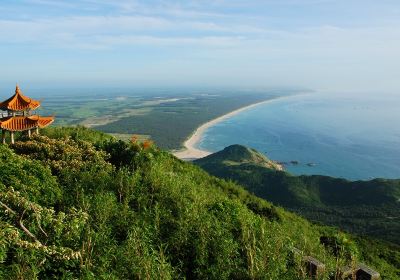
197;93;400;180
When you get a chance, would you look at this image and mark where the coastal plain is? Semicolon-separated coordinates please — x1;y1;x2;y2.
34;89;298;150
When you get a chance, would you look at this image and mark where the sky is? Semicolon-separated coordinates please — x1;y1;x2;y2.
1;0;400;92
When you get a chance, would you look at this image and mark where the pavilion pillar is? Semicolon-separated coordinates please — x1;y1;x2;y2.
36;127;39;135
1;130;5;144
28;129;32;138
10;131;14;144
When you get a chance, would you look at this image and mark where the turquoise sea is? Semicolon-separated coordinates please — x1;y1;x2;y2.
197;93;400;180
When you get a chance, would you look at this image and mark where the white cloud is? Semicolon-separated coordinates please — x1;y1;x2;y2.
0;14;268;47
93;34;244;48
1;1;400;91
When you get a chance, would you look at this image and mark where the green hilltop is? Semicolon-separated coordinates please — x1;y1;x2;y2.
197;144;284;171
0;128;398;279
194;144;400;245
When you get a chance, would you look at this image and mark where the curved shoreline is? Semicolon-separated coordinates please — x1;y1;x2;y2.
172;95;291;160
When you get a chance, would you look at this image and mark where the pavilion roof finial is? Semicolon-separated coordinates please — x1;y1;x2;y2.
0;86;55;139
15;84;21;95
0;85;41;111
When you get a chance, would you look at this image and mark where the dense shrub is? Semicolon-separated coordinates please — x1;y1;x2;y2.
0;133;397;279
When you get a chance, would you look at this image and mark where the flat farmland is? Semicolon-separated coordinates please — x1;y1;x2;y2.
34;89;294;149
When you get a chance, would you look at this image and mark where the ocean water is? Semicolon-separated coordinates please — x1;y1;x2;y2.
197;93;400;180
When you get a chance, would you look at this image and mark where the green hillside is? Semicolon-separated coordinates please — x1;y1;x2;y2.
197;144;284;171
194;145;400;245
0;130;399;279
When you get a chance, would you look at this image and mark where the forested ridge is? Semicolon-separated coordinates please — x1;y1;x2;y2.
195;145;400;245
0;128;398;279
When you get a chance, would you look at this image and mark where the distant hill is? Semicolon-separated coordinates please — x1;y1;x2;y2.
195;144;283;171
194;145;400;245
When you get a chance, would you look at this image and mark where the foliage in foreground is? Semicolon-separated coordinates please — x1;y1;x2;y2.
0;130;398;279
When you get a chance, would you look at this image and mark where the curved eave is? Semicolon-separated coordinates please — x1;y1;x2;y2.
28;115;55;128
0;115;54;131
0;86;41;111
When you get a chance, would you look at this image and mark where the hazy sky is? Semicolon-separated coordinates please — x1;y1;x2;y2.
1;0;400;92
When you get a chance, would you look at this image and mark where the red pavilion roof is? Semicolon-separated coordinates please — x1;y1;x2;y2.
0;115;54;131
0;85;41;111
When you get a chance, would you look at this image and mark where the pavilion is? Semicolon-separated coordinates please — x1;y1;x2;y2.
0;85;54;144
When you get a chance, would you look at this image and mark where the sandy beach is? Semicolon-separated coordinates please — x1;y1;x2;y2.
173;96;288;160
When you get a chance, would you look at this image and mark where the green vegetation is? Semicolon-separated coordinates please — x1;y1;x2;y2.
38;94;144;126
198;144;283;170
194;145;400;245
0;129;398;279
96;93;280;150
41;125;114;145
39;91;286;149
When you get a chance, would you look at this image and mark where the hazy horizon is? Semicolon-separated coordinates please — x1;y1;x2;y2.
1;0;400;94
